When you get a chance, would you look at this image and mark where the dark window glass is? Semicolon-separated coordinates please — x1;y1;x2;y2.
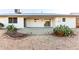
13;18;17;23
44;21;50;27
62;18;66;22
8;18;12;23
34;19;39;22
8;17;17;23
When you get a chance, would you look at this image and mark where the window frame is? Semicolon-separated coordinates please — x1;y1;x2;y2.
34;19;39;22
8;17;17;23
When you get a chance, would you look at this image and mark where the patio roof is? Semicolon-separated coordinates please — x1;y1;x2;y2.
0;13;78;17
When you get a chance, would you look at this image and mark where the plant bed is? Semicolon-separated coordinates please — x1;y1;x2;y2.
0;23;4;29
53;25;74;37
5;32;27;38
54;32;64;37
5;25;28;39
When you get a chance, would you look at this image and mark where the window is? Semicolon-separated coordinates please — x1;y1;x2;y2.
62;18;66;22
8;17;17;23
34;19;39;22
44;21;51;27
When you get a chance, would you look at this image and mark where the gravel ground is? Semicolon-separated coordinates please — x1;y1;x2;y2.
0;29;79;50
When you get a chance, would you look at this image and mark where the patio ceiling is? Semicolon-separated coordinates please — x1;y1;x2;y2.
24;16;54;19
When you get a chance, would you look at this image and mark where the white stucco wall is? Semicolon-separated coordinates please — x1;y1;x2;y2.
26;18;55;27
10;17;24;28
0;17;8;28
26;17;76;28
0;16;77;28
26;19;43;27
51;18;55;28
55;17;76;28
0;17;24;28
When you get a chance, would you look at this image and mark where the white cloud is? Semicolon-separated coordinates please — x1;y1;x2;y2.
0;0;79;14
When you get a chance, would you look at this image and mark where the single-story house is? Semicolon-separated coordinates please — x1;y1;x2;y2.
0;10;79;28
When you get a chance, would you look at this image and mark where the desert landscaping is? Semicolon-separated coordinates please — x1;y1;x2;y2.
0;28;78;50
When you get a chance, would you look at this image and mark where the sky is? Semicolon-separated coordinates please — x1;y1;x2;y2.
0;9;57;14
0;9;75;14
0;9;65;14
0;0;79;14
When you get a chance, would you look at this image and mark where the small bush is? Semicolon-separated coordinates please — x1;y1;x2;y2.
0;23;4;28
53;25;74;37
6;25;27;38
6;25;17;33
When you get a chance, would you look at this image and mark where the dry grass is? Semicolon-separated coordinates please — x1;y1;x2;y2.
0;29;78;50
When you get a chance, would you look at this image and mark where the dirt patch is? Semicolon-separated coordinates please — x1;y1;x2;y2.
4;32;28;39
0;29;79;50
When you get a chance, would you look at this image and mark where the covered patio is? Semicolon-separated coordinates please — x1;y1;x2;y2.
23;16;55;28
18;16;55;34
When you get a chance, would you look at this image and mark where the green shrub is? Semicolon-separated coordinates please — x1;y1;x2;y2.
0;23;4;28
53;25;73;36
6;25;17;33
